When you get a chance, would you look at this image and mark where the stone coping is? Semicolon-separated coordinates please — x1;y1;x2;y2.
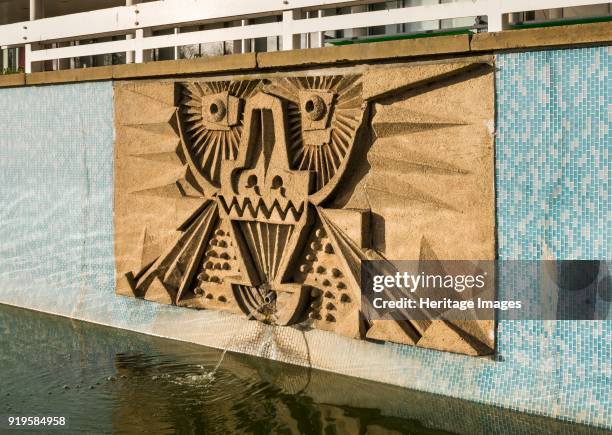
471;20;612;51
0;22;610;88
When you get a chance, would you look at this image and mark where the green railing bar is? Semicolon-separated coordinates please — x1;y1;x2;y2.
328;29;474;46
508;15;612;30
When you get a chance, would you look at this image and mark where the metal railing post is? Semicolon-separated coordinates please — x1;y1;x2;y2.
24;44;32;73
26;0;44;73
134;28;144;63
487;0;504;32
282;9;302;50
126;0;138;63
240;19;252;53
309;10;325;48
173;28;179;60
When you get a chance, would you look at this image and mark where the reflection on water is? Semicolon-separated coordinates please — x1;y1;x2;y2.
0;304;604;435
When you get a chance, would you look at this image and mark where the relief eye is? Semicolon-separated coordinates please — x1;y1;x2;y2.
304;95;326;121
207;98;226;122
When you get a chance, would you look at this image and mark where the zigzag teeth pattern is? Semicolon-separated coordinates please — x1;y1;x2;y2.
219;197;304;222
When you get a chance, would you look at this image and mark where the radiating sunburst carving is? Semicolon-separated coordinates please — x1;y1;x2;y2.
180;80;261;186
264;75;364;196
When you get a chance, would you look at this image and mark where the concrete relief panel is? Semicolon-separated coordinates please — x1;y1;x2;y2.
114;60;495;356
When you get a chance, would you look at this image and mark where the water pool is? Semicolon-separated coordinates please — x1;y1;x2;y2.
0;304;603;434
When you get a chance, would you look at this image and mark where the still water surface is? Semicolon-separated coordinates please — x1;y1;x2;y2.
0;304;603;434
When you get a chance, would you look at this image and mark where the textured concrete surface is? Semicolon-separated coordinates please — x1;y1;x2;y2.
256;34;470;68
26;66;114;85
471;22;612;51
0;73;25;87
111;53;257;79
113;60;495;356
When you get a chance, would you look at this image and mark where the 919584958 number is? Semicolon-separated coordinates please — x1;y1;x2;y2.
5;416;67;428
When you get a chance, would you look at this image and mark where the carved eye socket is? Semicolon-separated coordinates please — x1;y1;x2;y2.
246;174;258;188
207;98;226;122
271;176;283;189
304;95;326;121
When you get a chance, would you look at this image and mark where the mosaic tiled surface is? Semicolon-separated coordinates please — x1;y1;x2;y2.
0;46;609;430
495;46;611;427
496;46;610;260
0;82;170;327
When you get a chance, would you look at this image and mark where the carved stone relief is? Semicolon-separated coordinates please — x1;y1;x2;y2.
114;60;496;356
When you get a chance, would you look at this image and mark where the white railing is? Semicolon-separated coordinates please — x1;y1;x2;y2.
0;0;609;73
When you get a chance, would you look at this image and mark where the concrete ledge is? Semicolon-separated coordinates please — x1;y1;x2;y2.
257;34;470;69
0;73;25;88
111;52;257;79
26;66;114;86
471;22;612;51
21;53;256;86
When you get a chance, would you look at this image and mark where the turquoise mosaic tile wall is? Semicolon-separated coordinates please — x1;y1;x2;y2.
496;46;610;260
494;46;611;427
0;82;168;326
0;46;609;430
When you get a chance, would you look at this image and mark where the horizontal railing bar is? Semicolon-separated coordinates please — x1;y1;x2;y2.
28;40;132;62
0;0;375;47
2;0;609;49
27;1;485;63
24;0;611;63
3;0;609;71
28;22;285;62
500;0;611;14
290;1;488;34
139;22;284;51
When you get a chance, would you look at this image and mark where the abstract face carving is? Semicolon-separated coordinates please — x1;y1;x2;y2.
217;93;315;326
116;63;496;356
124;76;367;334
